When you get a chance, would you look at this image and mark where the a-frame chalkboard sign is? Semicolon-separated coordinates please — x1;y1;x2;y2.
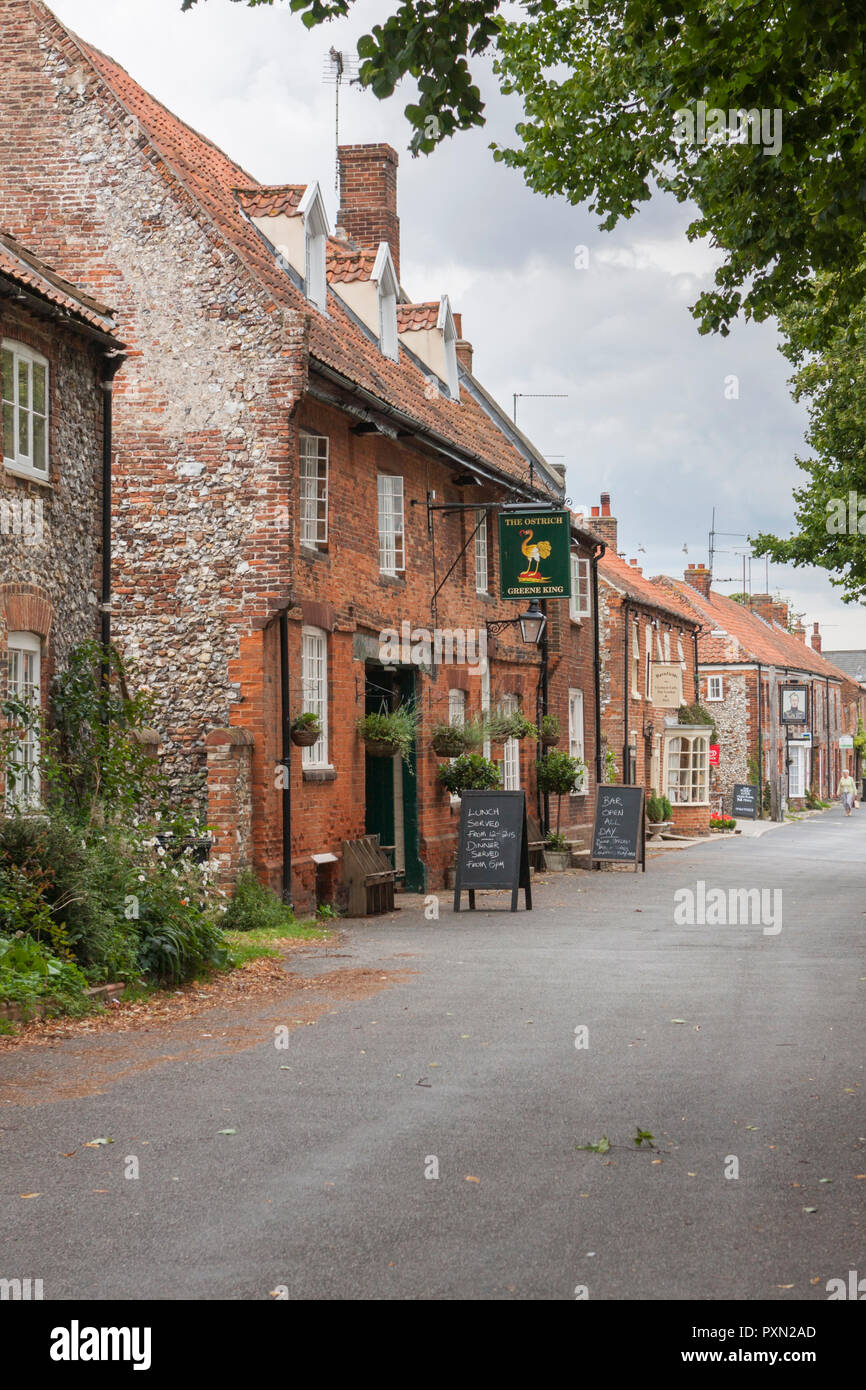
453;789;532;912
591;784;646;872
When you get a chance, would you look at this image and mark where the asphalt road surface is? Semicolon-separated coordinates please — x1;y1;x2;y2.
2;808;863;1301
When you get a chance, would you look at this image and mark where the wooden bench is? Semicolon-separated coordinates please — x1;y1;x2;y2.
341;834;397;916
527;815;547;869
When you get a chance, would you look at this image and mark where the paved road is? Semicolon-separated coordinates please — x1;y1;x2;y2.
1;809;863;1300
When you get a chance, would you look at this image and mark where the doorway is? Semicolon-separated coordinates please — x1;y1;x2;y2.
788;742;809;799
364;662;424;892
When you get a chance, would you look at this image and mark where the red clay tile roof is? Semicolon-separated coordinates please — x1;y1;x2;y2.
58;26;551;494
398;302;440;332
658;578;852;681
326;243;377;284
234;186;305;218
0;228;118;337
599;550;700;628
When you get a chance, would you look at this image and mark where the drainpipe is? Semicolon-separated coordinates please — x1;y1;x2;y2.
824;676;830;798
591;543;605;788
756;661;763;814
537;599;549;833
692;629;700;703
279;609;293;908
623;597;630;783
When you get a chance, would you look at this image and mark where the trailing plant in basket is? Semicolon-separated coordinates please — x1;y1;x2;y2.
437;753;502;796
487;709;538;741
357;704;418;765
429;722;468;757
291;712;321;732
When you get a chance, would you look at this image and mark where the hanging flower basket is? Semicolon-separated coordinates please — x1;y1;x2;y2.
430;725;468;757
540;715;561;747
364;738;402;759
291;713;322;747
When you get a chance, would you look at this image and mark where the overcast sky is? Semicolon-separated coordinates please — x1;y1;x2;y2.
50;0;865;648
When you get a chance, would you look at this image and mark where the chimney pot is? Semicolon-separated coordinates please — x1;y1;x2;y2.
590;493;617;548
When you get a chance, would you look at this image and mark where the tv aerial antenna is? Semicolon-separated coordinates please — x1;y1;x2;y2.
322;48;360;195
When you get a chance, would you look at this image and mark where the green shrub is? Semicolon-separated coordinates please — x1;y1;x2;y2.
220;869;297;934
0;933;90;1015
437;753;502;795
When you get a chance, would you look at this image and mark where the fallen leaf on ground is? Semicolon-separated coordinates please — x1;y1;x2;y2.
465;1175;480;1183
19;1192;40;1198
670;1019;687;1024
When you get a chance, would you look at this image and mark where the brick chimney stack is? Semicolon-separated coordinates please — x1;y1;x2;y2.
750;592;774;624
684;562;712;599
811;621;822;653
453;312;473;373
589;492;618;549
337;143;400;281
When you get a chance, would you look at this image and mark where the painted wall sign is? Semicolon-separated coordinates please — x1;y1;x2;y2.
498;509;572;601
780;684;809;725
709;743;720;765
650;662;683;708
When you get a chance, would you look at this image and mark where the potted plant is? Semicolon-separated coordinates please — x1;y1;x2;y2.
540;714;561;747
543;830;571;872
437;752;502;802
487;709;538;742
645;792;673;840
709;814;737;831
430;722;468;757
535;750;585;859
291;712;322;747
357;704;418;763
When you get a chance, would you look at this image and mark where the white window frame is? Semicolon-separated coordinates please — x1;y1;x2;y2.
300;625;329;768
475;509;489;594
299;432;329;547
2;340;49;481
298;183;330;314
645;623;653;697
664;730;710;806
448;688;465;727
707;675;724;702
677;635;686;670
481;663;491;760
377;474;405;575
372;243;399;362
663;630;671;662
5;631;41;808
568;688;587;795
439;296;459;400
499;694;520;791
631;623;640;697
569;555;591;621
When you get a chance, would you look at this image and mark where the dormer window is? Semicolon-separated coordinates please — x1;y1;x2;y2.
372;243;399;361
298;182;329;313
438;296;459;400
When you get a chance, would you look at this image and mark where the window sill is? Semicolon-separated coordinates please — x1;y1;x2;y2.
379;572;405;588
3;461;52;487
300;544;329;563
303;765;336;783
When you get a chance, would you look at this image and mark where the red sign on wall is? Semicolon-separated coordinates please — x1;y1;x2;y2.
709;744;720;765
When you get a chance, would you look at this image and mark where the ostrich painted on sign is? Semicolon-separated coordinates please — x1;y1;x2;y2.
518;527;552;582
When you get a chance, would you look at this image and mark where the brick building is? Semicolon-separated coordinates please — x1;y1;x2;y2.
655;566;861;813
0;1;600;905
1;228;123;805
586;494;708;834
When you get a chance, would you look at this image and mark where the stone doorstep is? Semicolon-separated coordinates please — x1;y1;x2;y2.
0;981;125;1024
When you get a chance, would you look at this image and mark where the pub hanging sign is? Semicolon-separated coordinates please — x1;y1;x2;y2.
498;509;572;601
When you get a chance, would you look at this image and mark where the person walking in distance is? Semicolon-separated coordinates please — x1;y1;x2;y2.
837;768;857;817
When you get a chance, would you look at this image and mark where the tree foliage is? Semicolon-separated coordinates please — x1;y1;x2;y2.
752;292;866;604
181;1;866;342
